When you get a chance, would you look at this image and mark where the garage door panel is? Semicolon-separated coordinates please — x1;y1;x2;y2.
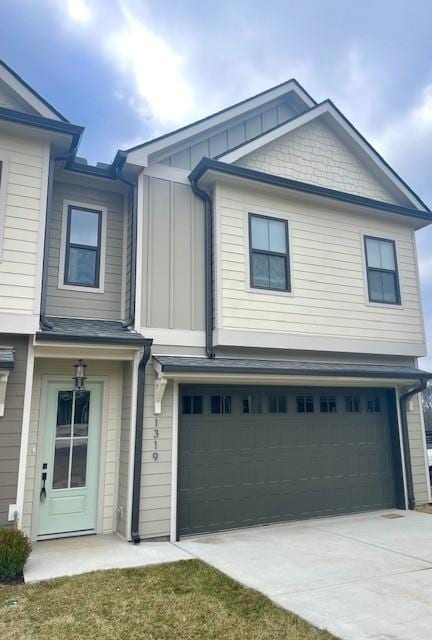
179;386;398;536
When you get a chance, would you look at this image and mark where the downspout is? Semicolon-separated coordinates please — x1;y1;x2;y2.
189;177;215;359
40;149;77;329
399;379;428;510
130;342;152;543
112;166;137;329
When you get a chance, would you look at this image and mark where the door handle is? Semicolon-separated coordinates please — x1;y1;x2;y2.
40;463;47;502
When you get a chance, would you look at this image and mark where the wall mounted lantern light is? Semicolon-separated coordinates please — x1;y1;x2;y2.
73;359;87;391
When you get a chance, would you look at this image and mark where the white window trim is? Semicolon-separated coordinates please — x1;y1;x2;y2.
243;207;295;297
58;200;107;294
360;229;405;310
0;151;10;262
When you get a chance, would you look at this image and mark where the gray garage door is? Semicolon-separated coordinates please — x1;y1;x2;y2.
178;386;400;536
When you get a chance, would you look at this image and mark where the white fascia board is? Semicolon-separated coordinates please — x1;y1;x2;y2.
0;65;62;121
218;102;427;212
126;80;315;166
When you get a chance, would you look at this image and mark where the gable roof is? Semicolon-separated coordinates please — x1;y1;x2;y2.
217;100;429;212
0;59;68;122
125;79;316;165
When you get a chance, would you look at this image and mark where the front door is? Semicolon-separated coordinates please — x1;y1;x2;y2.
38;382;102;537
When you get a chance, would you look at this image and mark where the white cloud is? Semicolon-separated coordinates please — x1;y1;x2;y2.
106;5;196;124
66;0;92;24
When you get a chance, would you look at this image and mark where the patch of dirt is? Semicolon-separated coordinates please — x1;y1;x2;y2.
0;573;24;586
416;504;432;514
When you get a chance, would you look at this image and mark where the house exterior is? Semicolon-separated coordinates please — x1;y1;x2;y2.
0;60;431;543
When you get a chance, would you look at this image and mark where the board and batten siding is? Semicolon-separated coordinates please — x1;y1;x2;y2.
140;175;205;332
214;182;425;353
0;334;27;527
45;180;125;320
23;359;123;539
0;130;48;320
236;118;400;204
158;98;298;170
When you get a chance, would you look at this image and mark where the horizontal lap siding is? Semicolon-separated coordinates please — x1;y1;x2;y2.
46;181;125;320
0;335;27;526
0;132;47;314
141;176;205;332
407;394;430;505
117;361;132;537
216;183;425;348
139;364;173;539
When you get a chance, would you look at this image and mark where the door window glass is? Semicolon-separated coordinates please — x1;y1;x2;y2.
52;390;91;490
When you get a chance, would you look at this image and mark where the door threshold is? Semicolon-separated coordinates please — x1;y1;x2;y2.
37;529;96;541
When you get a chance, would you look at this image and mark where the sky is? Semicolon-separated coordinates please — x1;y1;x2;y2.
1;0;431;368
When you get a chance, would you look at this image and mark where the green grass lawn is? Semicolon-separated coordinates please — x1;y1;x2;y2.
0;559;336;640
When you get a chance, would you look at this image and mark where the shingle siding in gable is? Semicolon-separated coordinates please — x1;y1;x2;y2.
236;118;400;204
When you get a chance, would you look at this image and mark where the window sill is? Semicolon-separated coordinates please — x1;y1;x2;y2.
246;286;294;298
59;283;105;294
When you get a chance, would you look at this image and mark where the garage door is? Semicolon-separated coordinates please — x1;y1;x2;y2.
178;386;401;536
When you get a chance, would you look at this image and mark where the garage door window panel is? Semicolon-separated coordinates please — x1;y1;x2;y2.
269;395;287;413
211;395;232;415
320;395;337;413
345;396;361;413
297;395;314;413
182;395;203;415
242;394;262;414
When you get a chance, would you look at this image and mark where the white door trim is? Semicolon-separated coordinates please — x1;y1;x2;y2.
31;375;108;540
16;337;35;528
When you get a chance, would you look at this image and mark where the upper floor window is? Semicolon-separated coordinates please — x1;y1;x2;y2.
65;206;101;287
249;214;290;291
364;236;400;305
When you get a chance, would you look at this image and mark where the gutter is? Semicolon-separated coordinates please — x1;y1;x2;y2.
190;158;432;224
399;379;428;510
131;342;152;543
189;176;215;359
112;152;137;328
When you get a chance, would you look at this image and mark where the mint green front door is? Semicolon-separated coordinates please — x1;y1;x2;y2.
38;382;102;536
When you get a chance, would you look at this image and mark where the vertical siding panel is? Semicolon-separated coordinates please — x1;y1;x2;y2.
262;106;278;131
190;140;210;167
149;178;170;327
209;130;229;157
172;183;192;329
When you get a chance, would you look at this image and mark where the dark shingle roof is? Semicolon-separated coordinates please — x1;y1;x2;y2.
0;348;14;370
37;317;151;347
154;356;432;380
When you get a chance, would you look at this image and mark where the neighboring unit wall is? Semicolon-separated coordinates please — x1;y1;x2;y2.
0;81;37;115
158;98;298;170
214;181;426;356
46;180;125;320
0;130;48;329
23;359;123;539
140;176;205;335
0;335;27;527
236;118;400;204
117;360;132;537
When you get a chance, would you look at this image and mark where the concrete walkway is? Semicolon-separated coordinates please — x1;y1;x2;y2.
24;534;190;583
177;510;432;640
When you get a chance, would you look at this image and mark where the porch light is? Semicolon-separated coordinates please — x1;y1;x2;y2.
73;359;87;390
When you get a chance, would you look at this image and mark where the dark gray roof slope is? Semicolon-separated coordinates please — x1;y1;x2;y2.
154;356;432;380
0;348;14;369
37;317;151;347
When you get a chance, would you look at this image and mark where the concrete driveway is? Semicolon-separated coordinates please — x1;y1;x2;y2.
177;510;432;640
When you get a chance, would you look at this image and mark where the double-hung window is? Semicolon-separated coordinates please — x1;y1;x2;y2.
249;214;290;291
64;206;102;288
364;236;400;304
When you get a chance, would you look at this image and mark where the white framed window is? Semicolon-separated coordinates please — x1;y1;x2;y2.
58;200;107;293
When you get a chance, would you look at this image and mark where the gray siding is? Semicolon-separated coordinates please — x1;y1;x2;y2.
117;361;132;537
46;180;125;320
0;335;27;527
141;176;205;331
158;98;298;170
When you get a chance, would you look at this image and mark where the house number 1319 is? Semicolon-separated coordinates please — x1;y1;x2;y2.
153;420;159;461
